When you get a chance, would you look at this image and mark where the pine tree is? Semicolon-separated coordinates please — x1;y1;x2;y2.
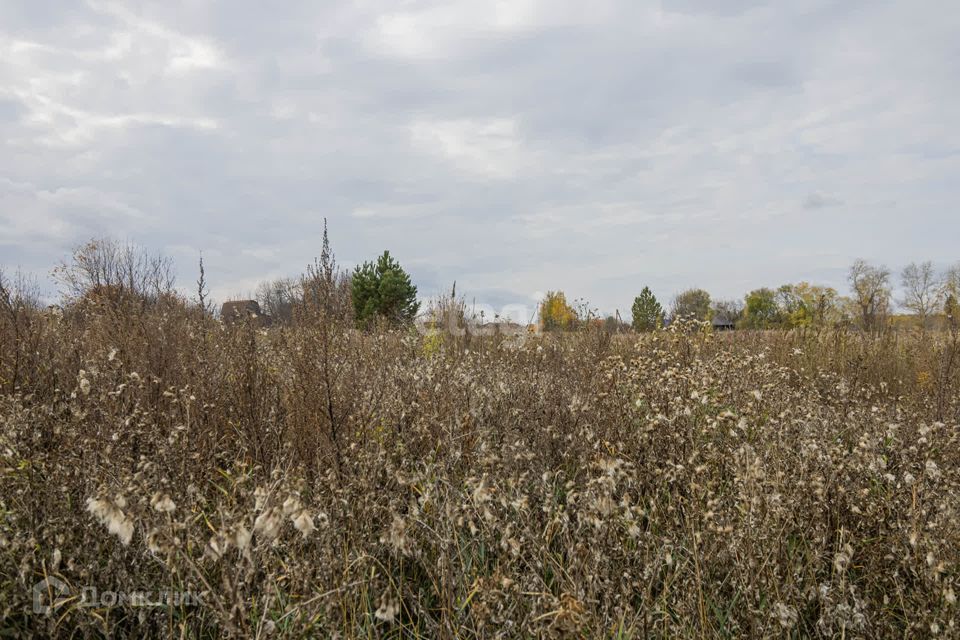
351;251;419;328
631;286;663;332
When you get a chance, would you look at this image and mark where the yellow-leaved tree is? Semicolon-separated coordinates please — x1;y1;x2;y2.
539;291;578;332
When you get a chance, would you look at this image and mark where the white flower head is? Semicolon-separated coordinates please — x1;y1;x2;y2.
381;515;414;556
375;592;400;623
86;496;134;545
471;477;493;504
292;510;315;538
282;495;302;516
207;534;229;560
254;507;283;541
150;492;176;513
234;525;252;551
833;543;853;574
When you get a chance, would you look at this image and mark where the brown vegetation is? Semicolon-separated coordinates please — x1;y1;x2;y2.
1;248;960;638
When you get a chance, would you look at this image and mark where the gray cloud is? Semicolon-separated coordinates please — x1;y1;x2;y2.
1;0;958;314
802;191;844;209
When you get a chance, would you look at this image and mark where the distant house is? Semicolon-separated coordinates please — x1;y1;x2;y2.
220;300;271;327
711;314;736;331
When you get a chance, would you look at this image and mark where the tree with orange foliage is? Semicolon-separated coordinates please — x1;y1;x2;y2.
539;291;578;332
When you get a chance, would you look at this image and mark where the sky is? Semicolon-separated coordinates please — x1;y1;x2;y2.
1;0;958;320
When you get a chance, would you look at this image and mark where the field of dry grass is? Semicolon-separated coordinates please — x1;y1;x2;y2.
2;289;959;637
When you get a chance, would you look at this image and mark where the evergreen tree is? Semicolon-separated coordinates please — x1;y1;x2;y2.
351;251;419;328
631;286;663;332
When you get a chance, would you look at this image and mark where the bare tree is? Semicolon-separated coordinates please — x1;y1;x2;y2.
710;299;744;324
943;263;960;300
255;277;300;325
848;259;891;331
0;268;42;392
0;268;41;310
53;237;175;305
900;261;941;329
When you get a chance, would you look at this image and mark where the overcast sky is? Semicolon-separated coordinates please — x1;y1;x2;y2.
1;0;958;317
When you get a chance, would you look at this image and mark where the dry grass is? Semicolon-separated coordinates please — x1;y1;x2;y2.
1;282;959;637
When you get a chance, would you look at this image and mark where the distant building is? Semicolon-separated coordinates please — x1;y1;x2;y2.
220;300;271;327
711;314;736;331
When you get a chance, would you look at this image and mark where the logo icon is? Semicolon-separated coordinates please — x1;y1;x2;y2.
32;577;70;615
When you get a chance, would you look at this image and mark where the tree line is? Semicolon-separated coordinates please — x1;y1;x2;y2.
1;225;420;334
3;233;957;336
541;260;960;333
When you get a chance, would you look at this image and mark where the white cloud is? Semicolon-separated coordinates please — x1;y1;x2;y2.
0;0;958;311
86;0;225;73
410;117;530;178
351;202;438;219
0;1;224;149
364;0;624;59
0;179;148;249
